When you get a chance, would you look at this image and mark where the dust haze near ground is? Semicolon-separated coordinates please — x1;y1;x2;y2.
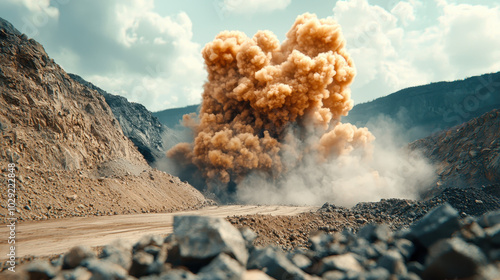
165;13;436;205
237;119;436;206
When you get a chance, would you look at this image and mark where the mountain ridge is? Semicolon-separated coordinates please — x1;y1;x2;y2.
344;71;500;141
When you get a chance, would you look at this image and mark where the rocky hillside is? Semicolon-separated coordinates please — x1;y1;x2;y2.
409;109;500;193
0;19;145;171
345;72;500;141
68;73;167;164
0;17;207;221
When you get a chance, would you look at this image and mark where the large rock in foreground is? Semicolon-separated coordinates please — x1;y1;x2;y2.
173;216;248;267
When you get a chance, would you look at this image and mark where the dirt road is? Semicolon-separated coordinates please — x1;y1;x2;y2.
0;205;317;260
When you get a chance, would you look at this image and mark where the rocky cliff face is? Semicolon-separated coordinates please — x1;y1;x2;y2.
0;18;145;171
68;73;167;164
344;72;500;141
0;17;207;221
409;109;500;192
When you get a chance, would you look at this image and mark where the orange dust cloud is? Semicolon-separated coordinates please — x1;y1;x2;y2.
168;13;374;188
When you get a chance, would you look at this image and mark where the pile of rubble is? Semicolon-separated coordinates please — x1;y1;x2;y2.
226;186;500;251
409;109;500;190
10;203;500;279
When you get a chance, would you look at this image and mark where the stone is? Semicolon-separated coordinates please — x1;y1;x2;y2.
99;241;132;270
133;235;163;253
485;224;500;245
350;238;378;259
458;221;486;242
241;270;274;280
129;251;154;278
408;203;461;248
63;246;95;269
478;210;500;228
173;216;248;266
357;224;392;242
489;249;500;261
247;247;309;280
423;237;487;280
406;261;424;276
393;238;415;261
144;245;162;259
309;232;333;256
24;260;57;280
322;270;345;280
377;250;407;275
318;253;364;275
198;253;245;280
401;272;423;280
363;267;391;280
55;267;92;280
328;242;346;256
238;227;257;249
291;254;312;271
81;259;128;280
145;269;198;280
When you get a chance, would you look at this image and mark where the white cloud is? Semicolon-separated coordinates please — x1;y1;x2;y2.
221;0;291;15
332;0;500;103
391;1;415;26
0;0;205;111
81;1;206;110
440;3;500;73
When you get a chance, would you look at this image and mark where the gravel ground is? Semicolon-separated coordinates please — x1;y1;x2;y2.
228;186;500;250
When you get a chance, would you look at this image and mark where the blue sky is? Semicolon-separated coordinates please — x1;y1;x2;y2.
1;0;500;111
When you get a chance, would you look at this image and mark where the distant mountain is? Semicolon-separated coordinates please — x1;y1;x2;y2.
344;72;500;141
153;104;199;128
155;72;500;143
69;74;167;164
409;109;500;193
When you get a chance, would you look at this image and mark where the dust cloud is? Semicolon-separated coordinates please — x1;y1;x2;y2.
167;13;435;205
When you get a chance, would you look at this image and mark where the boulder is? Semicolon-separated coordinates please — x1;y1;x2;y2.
408;203;461;248
318;253;364;275
25;261;58;280
173;216;248;266
63;246;95;269
377;249;407;275
198;253;245;280
99;241;132;270
423;237;487;280
81;259;128;280
248;247;309;280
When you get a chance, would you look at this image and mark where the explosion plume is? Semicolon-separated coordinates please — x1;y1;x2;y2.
168;13;375;194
